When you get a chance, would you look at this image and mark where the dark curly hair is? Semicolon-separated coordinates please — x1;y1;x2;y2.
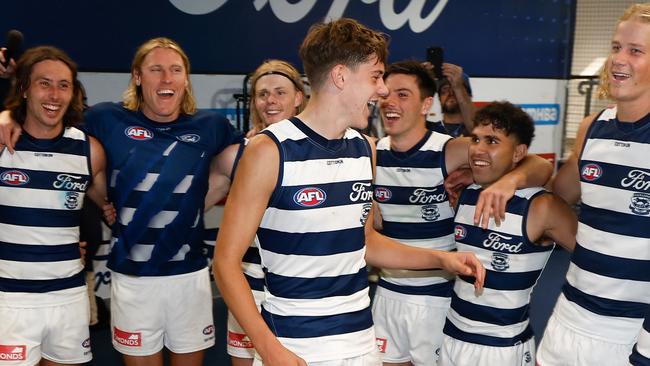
473;101;535;147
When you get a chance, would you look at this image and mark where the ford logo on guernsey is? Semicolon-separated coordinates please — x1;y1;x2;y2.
454;225;467;240
125;126;154;140
581;163;602;181
1;170;29;186
293;187;327;207
374;187;392;202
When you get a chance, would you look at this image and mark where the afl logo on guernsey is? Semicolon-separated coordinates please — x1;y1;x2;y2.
1;170;29;186
294;187;327;207
454;225;467;240
125;126;153;140
374;187;392;202
581;163;602;181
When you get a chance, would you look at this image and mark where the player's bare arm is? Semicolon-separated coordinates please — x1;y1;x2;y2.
213;134;306;366
527;192;578;252
552;113;597;205
204;143;239;209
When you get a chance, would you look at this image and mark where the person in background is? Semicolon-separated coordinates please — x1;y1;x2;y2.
426;63;475;138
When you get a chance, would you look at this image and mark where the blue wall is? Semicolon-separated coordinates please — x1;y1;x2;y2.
2;0;575;78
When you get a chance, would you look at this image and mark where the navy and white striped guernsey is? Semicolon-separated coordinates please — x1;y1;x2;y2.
84;102;242;276
560;106;650;342
444;185;552;347
258;117;375;362
0;127;90;297
374;131;455;297
630;308;650;365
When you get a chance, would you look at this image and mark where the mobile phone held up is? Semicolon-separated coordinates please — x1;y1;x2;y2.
426;46;444;79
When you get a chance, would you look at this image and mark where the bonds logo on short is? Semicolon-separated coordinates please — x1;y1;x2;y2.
630;192;650;216
82;338;91;348
375;338;387;353
0;345;26;361
113;327;142;347
293;187;327;207
178;134;200;143
374;187;392;202
227;331;253;349
491;252;510;271
1;170;29;186
125;126;153;141
454;225;467;240
581;163;602;181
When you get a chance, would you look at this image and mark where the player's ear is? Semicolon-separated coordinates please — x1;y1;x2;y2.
513;143;527;164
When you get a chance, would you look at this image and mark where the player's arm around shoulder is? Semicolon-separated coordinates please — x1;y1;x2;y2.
364;134;484;289
204;143;239;209
213;134;306;366
552;113;597;205
86;135;108;207
527;192;577;252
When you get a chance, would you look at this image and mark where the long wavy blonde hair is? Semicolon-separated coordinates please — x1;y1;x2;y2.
122;37;196;115
249;59;307;134
598;3;650;100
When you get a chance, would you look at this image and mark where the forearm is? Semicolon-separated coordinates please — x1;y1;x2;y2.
213;258;280;359
204;174;230;209
454;87;475;133
365;230;443;270
505;154;553;189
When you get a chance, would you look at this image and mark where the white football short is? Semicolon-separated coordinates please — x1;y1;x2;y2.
0;287;91;365
439;334;535;366
537;299;636;366
110;267;215;356
371;286;450;365
252;348;381;366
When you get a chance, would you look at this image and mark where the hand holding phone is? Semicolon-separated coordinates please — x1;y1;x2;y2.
426;46;444;79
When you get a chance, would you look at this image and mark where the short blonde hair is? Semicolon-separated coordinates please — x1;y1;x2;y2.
122;37;196;115
249;59;306;133
598;3;650;99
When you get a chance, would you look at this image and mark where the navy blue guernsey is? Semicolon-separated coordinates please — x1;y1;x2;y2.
84;102;242;276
